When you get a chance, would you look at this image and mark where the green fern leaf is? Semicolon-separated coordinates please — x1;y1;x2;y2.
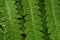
0;0;60;40
45;0;60;40
22;0;43;40
0;0;21;40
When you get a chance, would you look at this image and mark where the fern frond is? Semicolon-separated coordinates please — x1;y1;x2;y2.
45;0;60;40
0;0;60;40
22;0;43;40
0;0;22;40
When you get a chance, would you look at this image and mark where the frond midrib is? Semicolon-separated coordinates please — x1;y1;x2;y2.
51;0;58;40
28;0;37;40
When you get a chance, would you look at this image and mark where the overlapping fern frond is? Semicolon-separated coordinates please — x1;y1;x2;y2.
0;0;60;40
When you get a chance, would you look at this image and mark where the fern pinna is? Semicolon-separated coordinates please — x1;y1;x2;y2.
0;0;60;40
